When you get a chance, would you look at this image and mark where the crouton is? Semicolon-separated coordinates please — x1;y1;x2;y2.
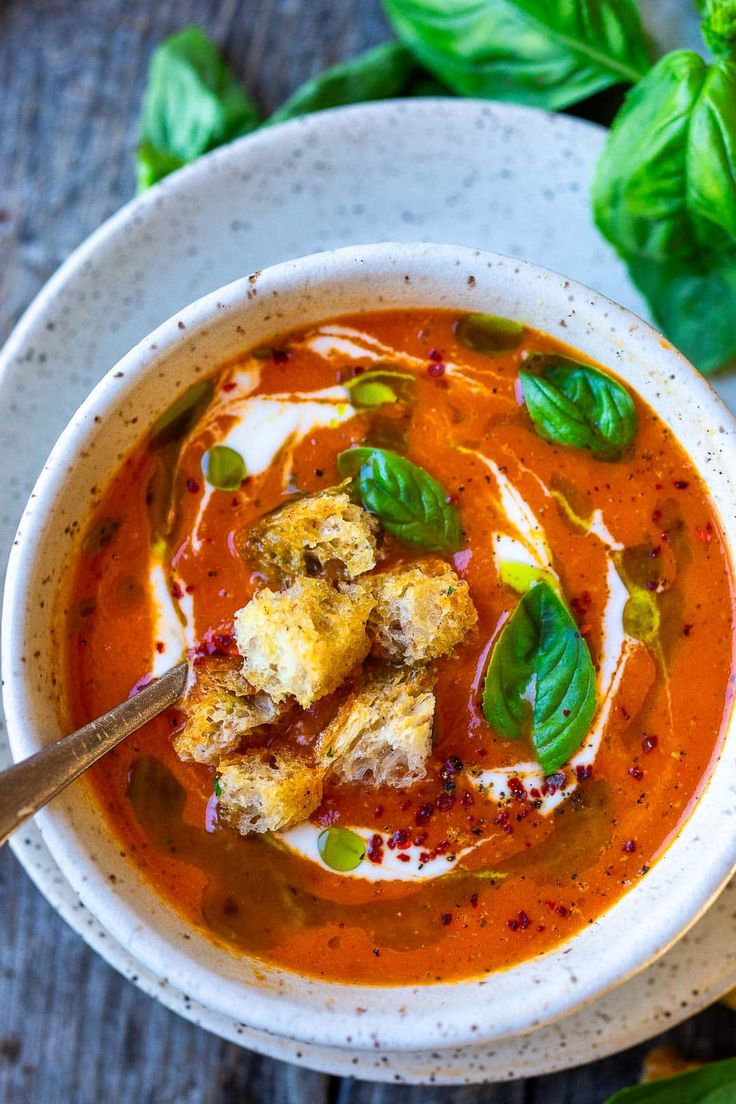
217;747;324;834
239;483;381;581
173;656;283;766
234;577;373;708
317;666;436;787
353;561;477;664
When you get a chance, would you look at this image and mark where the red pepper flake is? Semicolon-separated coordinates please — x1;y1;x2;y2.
556;905;570;918
413;832;428;846
683;623;693;637
271;348;291;364
654;482;663;490
185;478;200;493
397;853;411;863
415;803;434;826
507;919;519;931
673;480;689;490
419;851;431;864
517;910;531;930
622;839;637;853
562;708;571;717
469;893;479;909
642;734;658;754
436;791;455;812
576;764;593;781
373;805;384;819
507;776;527;800
628;765;644;781
155;641;165;654
427;361;446;378
171;581;183;600
366;834;384;864
441;913;453;926
695;525;713;543
651;509;662;522
222;381;237;392
427;348;443;361
460;789;475;808
390;829;412;850
537;925;546;933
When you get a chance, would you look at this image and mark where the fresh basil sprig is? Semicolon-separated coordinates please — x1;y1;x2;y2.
593;48;736;373
267;43;419;125
604;1056;736;1103
137;26;260;191
520;354;637;460
482;581;596;775
382;0;650;110
337;446;462;552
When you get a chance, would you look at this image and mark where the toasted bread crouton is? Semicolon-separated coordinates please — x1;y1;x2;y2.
318;666;436;787
173;656;283;766
353;561;477;664
234;577;373;708
240;484;381;581
217;747;323;834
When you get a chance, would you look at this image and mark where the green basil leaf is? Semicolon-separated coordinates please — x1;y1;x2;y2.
594;52;736;261
482;581;596;775
267;43;418;125
137;26;260;190
202;445;246;491
604;1057;736;1103
698;0;736;57
337;446;462;552
382;0;650;110
455;313;525;354
625;250;736;375
520;355;637;460
317;827;365;872
349;380;398;407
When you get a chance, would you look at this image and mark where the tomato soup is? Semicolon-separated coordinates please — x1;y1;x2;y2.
60;309;735;985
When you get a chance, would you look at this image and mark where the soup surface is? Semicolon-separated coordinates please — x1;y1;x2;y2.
62;309;734;985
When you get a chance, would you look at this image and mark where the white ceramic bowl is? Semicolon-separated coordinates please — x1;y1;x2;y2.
3;243;736;1053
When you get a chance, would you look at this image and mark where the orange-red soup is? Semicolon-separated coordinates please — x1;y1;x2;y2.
61;309;734;985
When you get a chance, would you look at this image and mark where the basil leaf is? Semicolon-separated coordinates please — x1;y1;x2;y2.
150;379;214;449
698;0;736;57
482;581;596;775
349;380;398;407
520;355;637;460
455;313;525;354
594;52;736;260
345;368;416;408
382;0;650;110
593;51;736;373
604;1057;736;1103
137;26;260;190
337;446;462;552
202;445;246;491
317;827;365;872
267;43;419;125
625;250;736;375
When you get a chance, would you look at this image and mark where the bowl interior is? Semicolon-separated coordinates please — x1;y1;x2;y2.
4;242;736;1052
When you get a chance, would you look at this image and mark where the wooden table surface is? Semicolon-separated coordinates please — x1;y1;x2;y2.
1;2;734;1101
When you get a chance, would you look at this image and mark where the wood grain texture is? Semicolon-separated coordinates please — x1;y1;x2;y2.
0;0;733;1101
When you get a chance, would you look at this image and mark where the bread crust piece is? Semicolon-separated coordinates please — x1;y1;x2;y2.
173;655;283;766
352;560;478;664
239;483;382;581
217;748;324;834
234;577;374;708
317;665;436;788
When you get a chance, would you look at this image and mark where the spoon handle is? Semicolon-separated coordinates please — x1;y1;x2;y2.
0;662;188;847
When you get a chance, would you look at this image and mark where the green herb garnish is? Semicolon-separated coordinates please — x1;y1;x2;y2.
317;827;366;872
382;0;651;109
520;354;637;461
337;445;462;552
202;445;246;491
603;1056;736;1103
482;581;596;775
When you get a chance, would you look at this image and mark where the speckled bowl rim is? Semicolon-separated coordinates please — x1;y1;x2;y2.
3;242;736;1053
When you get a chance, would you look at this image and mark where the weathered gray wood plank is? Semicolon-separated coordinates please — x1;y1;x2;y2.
0;1;733;1101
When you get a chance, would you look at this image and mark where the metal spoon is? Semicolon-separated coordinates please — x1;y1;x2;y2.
0;661;188;847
